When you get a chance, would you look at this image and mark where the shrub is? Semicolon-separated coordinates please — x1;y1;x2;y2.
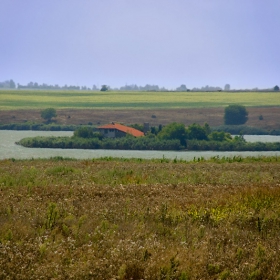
41;108;57;122
224;105;248;125
158;123;187;146
187;123;208;140
74;127;94;138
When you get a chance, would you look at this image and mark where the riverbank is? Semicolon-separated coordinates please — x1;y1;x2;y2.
1;157;280;279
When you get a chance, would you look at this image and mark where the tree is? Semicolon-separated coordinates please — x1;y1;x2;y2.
9;80;16;88
100;85;109;91
158;122;187;146
41;108;57;122
176;84;188;91
74;127;94;138
224;84;230;91
274;85;279;91
203;123;211;136
209;131;232;142
186;123;208;140
224;105;248;125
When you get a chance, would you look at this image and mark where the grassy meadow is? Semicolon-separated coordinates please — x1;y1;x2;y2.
1;156;280;279
1;89;280;110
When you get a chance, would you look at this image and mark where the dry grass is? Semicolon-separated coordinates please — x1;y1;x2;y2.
0;157;280;279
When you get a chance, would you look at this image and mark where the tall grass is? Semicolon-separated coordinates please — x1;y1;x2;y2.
0;158;280;279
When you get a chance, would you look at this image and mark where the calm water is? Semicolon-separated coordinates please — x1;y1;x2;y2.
1;130;280;160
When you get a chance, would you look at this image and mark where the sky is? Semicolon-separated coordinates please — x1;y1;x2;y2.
1;0;280;90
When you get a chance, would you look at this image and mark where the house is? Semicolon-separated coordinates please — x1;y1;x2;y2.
98;122;144;138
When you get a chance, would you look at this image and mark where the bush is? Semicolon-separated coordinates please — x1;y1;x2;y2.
187;123;208;140
0;122;79;131
212;125;270;135
41;108;57;122
74;127;94;138
209;131;232;142
224;105;248;125
158;123;187;146
17;135;183;150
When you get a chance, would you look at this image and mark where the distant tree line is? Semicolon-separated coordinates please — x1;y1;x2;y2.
17;82;93;91
0;80;16;89
119;84;168;91
1;79;279;92
191;85;223;92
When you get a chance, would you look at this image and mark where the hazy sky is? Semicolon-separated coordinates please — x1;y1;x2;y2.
1;0;279;89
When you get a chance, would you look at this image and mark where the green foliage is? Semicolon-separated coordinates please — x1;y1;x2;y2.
219;269;231;279
18;135;182;150
45;166;77;176
41;108;57;122
100;85;109;91
150;124;163;135
207;263;221;275
187;123;208;140
128;123;144;132
212;125;277;135
186;139;280;151
11;121;280;153
224;105;248;125
209;131;232;142
203;123;211;135
45;202;59;229
9;80;16;89
274;85;279;91
0;122;85;131
233;134;246;143
73;127;95;138
160;256;181;280
158;122;187;145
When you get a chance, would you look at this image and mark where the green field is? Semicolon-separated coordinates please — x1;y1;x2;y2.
1;89;279;109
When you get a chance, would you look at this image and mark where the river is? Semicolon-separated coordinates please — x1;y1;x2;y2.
1;130;280;160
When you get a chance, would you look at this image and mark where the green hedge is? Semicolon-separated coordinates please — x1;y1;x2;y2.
212;125;280;135
0;122;90;131
17;135;280;151
187;140;280;151
17;136;183;151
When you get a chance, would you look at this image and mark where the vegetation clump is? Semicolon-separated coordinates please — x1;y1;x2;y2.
41;108;57;123
224;104;248;125
0;122;78;131
17;122;280;151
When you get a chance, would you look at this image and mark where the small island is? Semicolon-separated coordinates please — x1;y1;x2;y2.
17;122;280;151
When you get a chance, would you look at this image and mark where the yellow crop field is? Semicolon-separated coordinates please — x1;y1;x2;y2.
0;89;280;110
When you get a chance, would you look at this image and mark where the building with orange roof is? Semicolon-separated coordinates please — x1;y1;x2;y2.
98;122;144;138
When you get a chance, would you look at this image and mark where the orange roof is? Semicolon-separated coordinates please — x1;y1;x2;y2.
98;123;144;137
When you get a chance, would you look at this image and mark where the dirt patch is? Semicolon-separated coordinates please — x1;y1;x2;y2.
0;107;279;130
